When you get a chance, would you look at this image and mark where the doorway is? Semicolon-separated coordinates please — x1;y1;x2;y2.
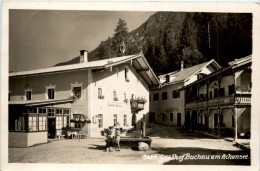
48;118;56;138
149;112;155;123
177;113;181;126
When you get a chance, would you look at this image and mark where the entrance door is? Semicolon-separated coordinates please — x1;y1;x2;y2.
48;118;56;138
177;113;181;126
214;113;218;128
149;112;155;123
185;111;190;129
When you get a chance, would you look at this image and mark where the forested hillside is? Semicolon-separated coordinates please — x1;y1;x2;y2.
55;12;252;75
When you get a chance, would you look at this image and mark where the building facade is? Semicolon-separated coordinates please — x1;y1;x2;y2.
182;55;252;140
9;51;159;147
149;60;221;126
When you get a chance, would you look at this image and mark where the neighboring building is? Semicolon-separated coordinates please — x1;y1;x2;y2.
182;55;252;140
8;51;160;147
149;60;221;126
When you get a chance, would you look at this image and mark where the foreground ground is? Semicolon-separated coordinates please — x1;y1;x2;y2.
9;124;250;165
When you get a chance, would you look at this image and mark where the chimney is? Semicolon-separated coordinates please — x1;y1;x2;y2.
80;50;88;63
181;61;184;70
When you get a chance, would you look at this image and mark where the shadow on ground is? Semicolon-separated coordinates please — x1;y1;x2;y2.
150;146;250;165
147;125;216;139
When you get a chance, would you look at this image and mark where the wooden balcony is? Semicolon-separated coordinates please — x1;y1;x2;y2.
186;94;251;109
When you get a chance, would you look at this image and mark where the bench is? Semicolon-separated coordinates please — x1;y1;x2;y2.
120;137;152;147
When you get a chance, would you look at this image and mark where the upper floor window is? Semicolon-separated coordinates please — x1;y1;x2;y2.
214;88;218;98
161;113;166;121
98;114;103;128
73;87;81;98
8;92;11;101
123;114;127;126
228;84;235;95
209;91;213;99
162;92;168;100
219;88;225;97
98;88;104;99
125;68;129;82
153;93;159;101
165;75;170;83
25;90;32;100
172;90;180;98
48;88;55;99
113;91;118;101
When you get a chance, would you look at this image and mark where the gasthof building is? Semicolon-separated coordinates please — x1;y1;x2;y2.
8;51;160;147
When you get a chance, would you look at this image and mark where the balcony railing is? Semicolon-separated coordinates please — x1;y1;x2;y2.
186;94;251;109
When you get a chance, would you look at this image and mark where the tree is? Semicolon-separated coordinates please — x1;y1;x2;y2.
112;18;129;56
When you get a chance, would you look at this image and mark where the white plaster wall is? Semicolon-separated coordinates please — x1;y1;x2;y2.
27;131;48;147
9;131;47;147
90;63;149;137
222;108;233;128
150;82;185;126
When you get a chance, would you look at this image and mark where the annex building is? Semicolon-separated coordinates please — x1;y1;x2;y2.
8;51;160;147
149;60;221;126
182;55;252;140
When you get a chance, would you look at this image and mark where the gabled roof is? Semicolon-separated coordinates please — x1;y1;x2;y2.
9;53;160;87
180;55;252;90
228;55;252;69
159;59;221;86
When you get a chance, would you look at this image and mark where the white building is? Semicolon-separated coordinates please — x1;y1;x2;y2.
149;60;221;126
9;51;160;147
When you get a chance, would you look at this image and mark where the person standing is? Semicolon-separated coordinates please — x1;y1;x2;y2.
113;122;121;151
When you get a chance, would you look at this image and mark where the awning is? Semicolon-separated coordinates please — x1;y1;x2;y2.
70;114;91;123
8;98;74;107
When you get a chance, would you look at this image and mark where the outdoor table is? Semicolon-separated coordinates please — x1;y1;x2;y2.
67;130;79;139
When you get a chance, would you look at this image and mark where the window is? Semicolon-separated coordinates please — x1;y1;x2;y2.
125;68;129;82
8;92;11;101
29;116;37;131
149;95;151;101
153;93;159;101
64;116;70;128
98;88;104;99
165;75;170;83
48;88;55;99
123;114;127;126
56;116;63;129
73;87;81;98
161;113;165;121
63;109;70;115
123;93;128;103
162;92;168;100
113;114;117;126
219;88;225;97
48;108;55;117
113;91;118;101
26;90;32;100
172;90;180;98
56;109;63;115
98;114;103;128
10;116;25;131
29;108;37;114
214;88;218;98
39;116;47;130
228;84;235;95
39;108;47;114
170;113;173;122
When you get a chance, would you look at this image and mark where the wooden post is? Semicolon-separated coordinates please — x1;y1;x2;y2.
142;114;146;137
235;107;238;141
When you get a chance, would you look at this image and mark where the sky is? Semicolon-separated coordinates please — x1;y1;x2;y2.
9;10;155;72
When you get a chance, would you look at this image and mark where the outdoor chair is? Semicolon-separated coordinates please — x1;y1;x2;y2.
77;130;88;139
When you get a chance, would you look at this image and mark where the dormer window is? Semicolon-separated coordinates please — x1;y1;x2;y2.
165;75;170;83
125;68;129;82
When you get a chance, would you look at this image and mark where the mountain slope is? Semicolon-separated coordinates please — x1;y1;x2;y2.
55;12;252;75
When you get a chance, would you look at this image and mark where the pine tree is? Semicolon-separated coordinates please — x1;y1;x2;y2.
112;18;129;56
